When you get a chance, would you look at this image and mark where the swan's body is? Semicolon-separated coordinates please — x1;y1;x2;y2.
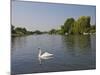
38;48;53;59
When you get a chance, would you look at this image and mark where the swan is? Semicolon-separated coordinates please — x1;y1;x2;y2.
38;48;53;59
38;48;53;64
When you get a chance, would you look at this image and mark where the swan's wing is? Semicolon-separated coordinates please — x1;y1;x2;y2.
41;52;53;57
41;56;53;59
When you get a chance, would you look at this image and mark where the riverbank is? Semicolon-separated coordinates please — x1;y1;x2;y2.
11;33;33;37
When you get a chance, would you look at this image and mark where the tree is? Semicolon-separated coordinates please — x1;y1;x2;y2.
72;16;91;34
11;25;34;36
22;28;27;34
33;30;42;34
15;27;27;34
64;18;75;33
11;25;16;33
49;29;57;34
60;25;66;34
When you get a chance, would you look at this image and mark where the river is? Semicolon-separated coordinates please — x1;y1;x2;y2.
11;34;96;74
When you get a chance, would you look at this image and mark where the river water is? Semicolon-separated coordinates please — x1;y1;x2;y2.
11;34;96;74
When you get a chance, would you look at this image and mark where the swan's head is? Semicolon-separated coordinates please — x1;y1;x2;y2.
38;48;41;51
38;48;40;50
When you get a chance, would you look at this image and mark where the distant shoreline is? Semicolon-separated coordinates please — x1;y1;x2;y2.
11;16;96;37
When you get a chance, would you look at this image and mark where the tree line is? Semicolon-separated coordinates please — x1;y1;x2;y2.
11;25;34;37
49;16;96;35
12;16;96;36
11;25;48;37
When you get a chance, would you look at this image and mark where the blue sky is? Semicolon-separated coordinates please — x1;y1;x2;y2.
12;1;96;31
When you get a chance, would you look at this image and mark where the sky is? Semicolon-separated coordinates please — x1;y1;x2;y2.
12;1;96;31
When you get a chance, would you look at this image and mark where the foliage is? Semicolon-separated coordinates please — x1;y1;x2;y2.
11;16;96;36
59;16;94;35
49;29;57;34
64;18;75;33
33;30;42;34
11;25;16;33
74;16;90;34
11;25;34;37
15;27;27;34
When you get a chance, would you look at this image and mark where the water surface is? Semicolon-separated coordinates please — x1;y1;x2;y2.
11;34;96;74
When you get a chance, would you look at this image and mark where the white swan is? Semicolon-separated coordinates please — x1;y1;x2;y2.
38;48;53;64
38;48;53;59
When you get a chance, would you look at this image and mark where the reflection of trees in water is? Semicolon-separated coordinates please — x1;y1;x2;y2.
77;35;91;50
62;35;91;55
11;37;17;53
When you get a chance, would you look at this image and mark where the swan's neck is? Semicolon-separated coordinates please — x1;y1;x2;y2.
39;49;42;57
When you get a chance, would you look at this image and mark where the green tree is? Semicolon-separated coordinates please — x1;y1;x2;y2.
64;18;75;33
11;25;16;33
33;30;42;34
72;16;91;34
49;29;57;34
60;25;66;34
15;27;27;34
22;28;27;34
